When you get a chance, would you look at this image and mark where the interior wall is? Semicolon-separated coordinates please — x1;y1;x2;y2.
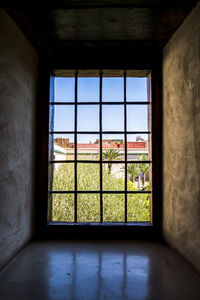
162;2;200;273
0;9;38;270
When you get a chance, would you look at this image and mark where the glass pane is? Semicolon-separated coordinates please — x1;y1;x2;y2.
102;134;124;160
77;163;100;191
103;163;125;191
102;77;123;102
127;77;147;101
77;105;99;131
78;77;99;102
102;105;124;131
54;77;74;102
127;163;150;191
127;105;148;131
103;194;125;222
52;194;74;222
127;134;149;161
78;194;100;222
53;134;74;161
127;194;150;222
77;134;99;160
54;105;74;131
52;163;74;191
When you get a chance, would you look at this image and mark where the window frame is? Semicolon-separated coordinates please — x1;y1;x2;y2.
49;71;151;224
35;65;162;240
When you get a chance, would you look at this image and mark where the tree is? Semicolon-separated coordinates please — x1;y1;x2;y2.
127;163;140;183
102;148;121;174
139;154;149;188
52;163;150;222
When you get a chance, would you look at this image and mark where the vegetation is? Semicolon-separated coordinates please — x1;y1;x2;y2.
127;163;140;183
52;163;150;222
102;148;121;174
139;154;149;187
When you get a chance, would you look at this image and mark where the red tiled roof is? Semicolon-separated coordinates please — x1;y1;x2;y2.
77;144;99;148
75;142;147;149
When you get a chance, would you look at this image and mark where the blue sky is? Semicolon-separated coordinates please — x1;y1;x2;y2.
53;77;148;143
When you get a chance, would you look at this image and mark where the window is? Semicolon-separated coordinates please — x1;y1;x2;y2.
48;70;152;224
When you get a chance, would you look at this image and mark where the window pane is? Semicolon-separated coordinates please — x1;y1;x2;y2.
54;77;74;102
102;77;123;102
103;194;125;222
77;105;99;131
103;163;125;191
54;105;74;131
78;77;99;102
53;134;74;161
77;163;100;191
127;194;150;222
52;163;74;191
78;194;100;222
127;163;150;191
102;105;124;131
127;105;148;131
52;194;74;222
127;77;147;101
77;134;99;160
127;134;150;161
102;134;124;160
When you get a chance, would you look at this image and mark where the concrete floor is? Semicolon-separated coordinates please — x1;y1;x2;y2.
0;241;200;300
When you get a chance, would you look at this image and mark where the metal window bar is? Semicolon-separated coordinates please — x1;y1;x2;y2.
124;71;127;223
74;71;78;222
51;191;151;194
49;71;151;224
50;101;150;105
49;131;151;134
99;71;103;222
50;160;151;164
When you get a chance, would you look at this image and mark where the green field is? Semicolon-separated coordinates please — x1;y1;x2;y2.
51;163;150;222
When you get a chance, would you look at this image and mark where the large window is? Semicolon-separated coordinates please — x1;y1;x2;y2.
48;70;152;224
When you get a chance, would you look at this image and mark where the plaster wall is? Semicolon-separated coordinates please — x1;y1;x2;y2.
162;2;200;273
0;10;38;270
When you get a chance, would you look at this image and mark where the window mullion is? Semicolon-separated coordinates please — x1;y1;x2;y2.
124;71;127;223
100;72;103;223
74;71;78;223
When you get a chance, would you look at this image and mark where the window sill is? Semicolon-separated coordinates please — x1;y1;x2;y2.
48;221;152;226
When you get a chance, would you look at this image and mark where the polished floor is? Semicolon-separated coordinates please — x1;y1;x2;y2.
0;240;200;300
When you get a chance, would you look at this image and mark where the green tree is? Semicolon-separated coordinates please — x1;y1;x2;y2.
52;163;150;222
139;154;149;187
127;163;140;183
102;148;121;174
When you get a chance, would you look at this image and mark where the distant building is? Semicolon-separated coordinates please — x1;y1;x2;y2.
54;137;148;160
54;138;69;148
54;143;67;160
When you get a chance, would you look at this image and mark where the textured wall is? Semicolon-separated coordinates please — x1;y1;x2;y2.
162;2;200;273
0;10;38;270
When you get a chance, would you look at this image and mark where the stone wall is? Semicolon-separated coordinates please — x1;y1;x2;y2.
162;2;200;273
0;10;38;270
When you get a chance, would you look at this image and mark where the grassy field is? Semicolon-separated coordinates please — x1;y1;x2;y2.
51;163;150;222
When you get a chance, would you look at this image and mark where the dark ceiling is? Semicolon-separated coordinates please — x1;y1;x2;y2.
3;0;199;56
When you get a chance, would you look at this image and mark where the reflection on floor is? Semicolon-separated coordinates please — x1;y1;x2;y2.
0;240;200;300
